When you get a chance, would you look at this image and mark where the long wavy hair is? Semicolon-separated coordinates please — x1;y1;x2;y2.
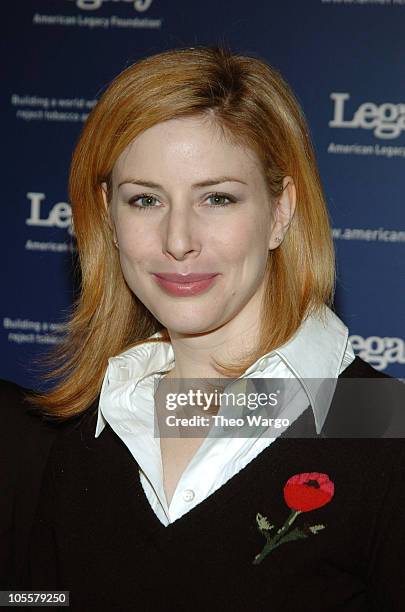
27;45;336;421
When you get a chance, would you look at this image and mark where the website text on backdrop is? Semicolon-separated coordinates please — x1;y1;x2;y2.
1;45;405;611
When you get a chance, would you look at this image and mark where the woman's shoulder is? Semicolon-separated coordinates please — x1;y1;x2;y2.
0;379;62;482
0;378;59;439
325;356;405;437
0;378;31;411
0;378;97;465
339;355;399;379
0;379;82;587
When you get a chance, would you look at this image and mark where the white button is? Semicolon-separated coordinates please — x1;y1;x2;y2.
183;489;195;502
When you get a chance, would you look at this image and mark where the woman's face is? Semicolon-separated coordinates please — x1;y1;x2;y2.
104;115;294;337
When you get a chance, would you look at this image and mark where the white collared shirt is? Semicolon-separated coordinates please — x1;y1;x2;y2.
95;305;355;526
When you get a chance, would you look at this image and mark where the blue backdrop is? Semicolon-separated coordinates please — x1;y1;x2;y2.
3;0;405;388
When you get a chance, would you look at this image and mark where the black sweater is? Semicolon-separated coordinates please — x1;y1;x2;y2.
2;356;405;611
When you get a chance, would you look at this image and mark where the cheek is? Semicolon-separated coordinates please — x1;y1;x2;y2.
116;219;156;266
220;215;269;263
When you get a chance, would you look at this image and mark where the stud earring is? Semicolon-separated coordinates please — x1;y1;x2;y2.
113;237;119;248
274;236;282;243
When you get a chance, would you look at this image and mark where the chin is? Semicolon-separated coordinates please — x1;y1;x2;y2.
165;322;212;336
162;315;223;337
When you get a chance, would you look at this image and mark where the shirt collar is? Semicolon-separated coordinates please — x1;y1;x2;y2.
95;304;353;437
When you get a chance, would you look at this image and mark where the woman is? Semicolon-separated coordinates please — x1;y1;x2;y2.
2;45;405;611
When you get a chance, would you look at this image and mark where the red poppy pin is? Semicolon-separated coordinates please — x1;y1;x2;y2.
253;472;335;565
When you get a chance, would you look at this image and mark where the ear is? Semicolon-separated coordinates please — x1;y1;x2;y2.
101;181;118;246
268;176;296;250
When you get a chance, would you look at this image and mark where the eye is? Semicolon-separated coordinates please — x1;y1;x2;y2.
206;192;236;207
128;194;160;210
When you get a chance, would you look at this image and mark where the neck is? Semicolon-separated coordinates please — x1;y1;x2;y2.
165;318;261;380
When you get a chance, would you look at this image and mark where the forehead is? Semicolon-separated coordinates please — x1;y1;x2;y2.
113;115;264;183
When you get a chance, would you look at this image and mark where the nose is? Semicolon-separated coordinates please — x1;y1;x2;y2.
161;202;202;261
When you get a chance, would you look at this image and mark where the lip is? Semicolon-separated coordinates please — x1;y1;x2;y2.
153;273;218;282
152;273;219;296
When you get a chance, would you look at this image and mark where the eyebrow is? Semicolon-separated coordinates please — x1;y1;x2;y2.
117;176;248;189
